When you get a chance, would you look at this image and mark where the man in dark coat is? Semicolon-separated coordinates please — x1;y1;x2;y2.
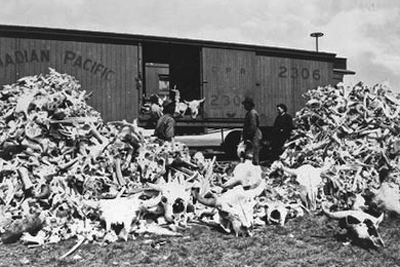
154;100;176;143
242;97;263;165
271;103;294;160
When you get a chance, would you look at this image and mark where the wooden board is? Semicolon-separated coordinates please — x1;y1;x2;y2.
0;37;139;122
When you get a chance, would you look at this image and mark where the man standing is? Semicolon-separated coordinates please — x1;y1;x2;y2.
271;103;294;160
242;97;262;165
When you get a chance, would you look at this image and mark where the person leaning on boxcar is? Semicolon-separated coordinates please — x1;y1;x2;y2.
270;103;294;160
241;97;263;165
154;99;176;144
149;94;163;127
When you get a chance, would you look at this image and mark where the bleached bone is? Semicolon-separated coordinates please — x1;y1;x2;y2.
174;102;188;117
196;161;265;236
184;98;205;119
236;140;254;162
256;199;308;226
265;201;288;226
14;88;40;117
352;193;368;211
222;159;263;190
147;176;193;227
370;182;400;215
83;194;161;240
322;203;385;247
136;148;166;183
271;160;332;211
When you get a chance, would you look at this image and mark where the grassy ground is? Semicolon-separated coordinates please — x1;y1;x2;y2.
1;213;400;267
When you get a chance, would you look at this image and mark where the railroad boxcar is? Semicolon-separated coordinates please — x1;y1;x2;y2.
0;25;354;154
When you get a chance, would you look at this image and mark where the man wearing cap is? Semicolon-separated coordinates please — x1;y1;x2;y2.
154;100;176;143
241;97;262;165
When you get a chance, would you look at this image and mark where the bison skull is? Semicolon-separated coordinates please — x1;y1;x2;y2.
184;98;205;119
196;178;265;236
147;177;193;227
322;203;385;247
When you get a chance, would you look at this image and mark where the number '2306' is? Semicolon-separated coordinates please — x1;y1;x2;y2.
278;66;321;80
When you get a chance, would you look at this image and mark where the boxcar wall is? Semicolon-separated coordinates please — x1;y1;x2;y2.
0;35;139;122
0;25;352;128
201;47;338;127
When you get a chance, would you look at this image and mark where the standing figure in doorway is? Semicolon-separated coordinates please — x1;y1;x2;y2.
241;97;262;165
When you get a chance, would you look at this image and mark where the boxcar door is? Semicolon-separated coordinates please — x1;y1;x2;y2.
201;47;256;122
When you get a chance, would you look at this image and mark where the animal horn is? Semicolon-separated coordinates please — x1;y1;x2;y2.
376;212;384;226
141;193;162;208
321;203;355;220
147;183;164;192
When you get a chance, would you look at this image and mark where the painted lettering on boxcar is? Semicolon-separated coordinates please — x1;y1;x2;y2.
278;66;321;80
202;47;255;119
0;49;50;67
63;50;115;80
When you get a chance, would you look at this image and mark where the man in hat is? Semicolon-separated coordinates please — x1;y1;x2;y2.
270;103;294;160
154;99;176;143
241;96;262;165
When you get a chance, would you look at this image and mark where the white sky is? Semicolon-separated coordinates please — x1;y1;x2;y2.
1;0;399;89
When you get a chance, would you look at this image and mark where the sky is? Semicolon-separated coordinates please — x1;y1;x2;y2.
1;0;400;90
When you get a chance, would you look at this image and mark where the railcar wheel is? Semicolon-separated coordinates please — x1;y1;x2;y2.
222;130;242;158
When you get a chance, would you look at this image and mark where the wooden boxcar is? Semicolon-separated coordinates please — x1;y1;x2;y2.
0;25;354;150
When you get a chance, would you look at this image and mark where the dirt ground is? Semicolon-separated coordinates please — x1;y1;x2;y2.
1;213;400;267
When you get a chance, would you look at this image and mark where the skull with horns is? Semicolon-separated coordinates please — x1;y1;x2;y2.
322;203;385;248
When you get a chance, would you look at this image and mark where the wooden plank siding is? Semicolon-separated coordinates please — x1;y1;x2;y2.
0;37;139;122
0;25;352;129
202;47;255;120
255;55;333;126
201;48;334;127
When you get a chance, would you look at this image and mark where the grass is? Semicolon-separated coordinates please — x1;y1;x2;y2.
1;213;400;267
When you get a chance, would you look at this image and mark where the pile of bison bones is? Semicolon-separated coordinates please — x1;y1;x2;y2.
0;70;400;255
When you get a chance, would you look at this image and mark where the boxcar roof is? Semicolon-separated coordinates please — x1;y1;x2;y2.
0;24;337;61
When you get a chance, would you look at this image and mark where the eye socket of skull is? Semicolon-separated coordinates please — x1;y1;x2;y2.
270;210;281;221
172;198;185;214
346;215;361;225
219;210;230;218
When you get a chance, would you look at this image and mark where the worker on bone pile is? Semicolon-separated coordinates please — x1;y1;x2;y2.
154;100;176;144
241;97;262;165
270;103;294;160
